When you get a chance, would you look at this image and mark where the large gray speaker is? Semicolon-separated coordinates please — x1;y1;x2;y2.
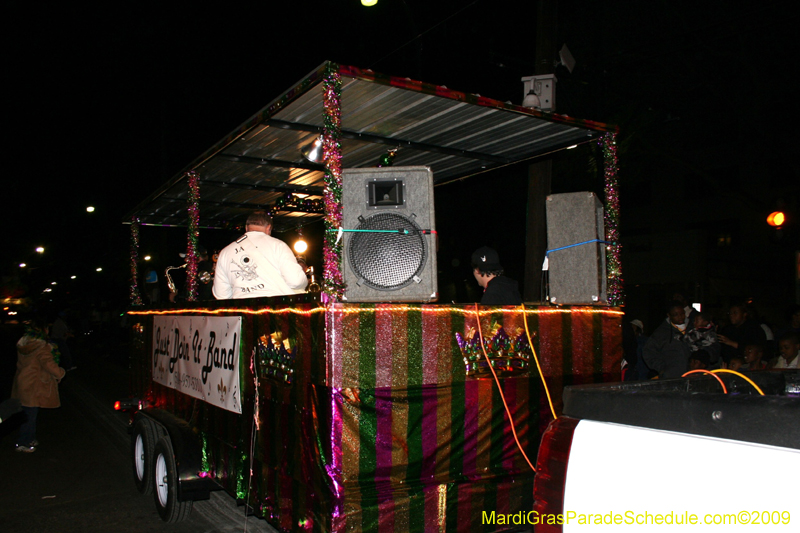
546;192;607;305
342;166;438;302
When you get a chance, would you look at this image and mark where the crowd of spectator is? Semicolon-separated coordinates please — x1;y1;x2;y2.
623;298;800;380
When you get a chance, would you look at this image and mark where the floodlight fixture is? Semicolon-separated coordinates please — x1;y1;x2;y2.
301;136;325;164
522;91;541;109
521;74;557;111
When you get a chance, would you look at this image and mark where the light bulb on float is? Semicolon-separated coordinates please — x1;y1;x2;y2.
294;239;308;254
294;225;308;254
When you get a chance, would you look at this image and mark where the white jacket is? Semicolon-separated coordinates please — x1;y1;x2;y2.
212;232;308;299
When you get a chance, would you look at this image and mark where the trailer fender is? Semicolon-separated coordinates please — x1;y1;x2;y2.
134;410;218;502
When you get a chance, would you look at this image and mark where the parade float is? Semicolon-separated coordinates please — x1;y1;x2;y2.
121;61;622;531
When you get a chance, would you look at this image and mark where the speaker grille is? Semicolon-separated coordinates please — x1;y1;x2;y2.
348;212;427;290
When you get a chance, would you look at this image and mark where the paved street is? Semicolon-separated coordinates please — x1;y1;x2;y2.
0;325;276;533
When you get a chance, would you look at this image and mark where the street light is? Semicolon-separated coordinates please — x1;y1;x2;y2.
767;211;785;227
86;206;95;213
19;263;26;268
35;246;44;253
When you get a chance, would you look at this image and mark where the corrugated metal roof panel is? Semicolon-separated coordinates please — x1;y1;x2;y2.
125;62;614;228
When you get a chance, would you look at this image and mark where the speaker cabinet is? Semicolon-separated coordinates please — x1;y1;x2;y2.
546;192;607;305
342;166;438;302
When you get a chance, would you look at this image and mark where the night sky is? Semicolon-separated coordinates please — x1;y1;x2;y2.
4;1;798;324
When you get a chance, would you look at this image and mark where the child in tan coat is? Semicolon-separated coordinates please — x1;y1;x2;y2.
11;322;66;453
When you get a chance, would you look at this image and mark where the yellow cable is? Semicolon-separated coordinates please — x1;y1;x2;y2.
474;304;537;473
681;369;728;393
522;303;558;420
709;369;765;396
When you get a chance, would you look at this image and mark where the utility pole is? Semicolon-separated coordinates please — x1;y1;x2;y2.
523;0;558;302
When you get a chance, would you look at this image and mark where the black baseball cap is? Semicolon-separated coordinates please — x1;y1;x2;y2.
471;246;503;271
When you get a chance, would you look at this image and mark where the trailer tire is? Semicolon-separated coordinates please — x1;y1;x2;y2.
153;436;193;522
131;419;156;494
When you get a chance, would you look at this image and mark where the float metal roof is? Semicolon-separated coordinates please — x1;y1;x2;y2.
124;61;615;230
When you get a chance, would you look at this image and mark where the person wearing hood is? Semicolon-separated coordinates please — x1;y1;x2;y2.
11;320;66;452
471;246;522;306
643;301;692;379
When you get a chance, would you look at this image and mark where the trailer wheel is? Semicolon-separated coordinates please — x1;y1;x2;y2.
131;419;156;494
153;436;193;522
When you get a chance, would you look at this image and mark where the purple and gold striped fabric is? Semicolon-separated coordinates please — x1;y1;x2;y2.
129;303;621;532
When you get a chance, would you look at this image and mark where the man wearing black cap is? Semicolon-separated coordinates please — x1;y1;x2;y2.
471;246;523;306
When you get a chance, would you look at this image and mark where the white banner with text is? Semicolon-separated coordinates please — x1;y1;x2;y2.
152;315;242;414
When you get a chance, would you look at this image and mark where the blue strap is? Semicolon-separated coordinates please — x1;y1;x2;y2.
546;239;611;255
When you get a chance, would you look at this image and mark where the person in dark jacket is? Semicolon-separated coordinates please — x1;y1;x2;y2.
717;303;767;365
471;246;522;306
643;301;691;379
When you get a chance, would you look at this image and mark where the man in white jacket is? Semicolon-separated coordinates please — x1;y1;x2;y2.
212;211;308;299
